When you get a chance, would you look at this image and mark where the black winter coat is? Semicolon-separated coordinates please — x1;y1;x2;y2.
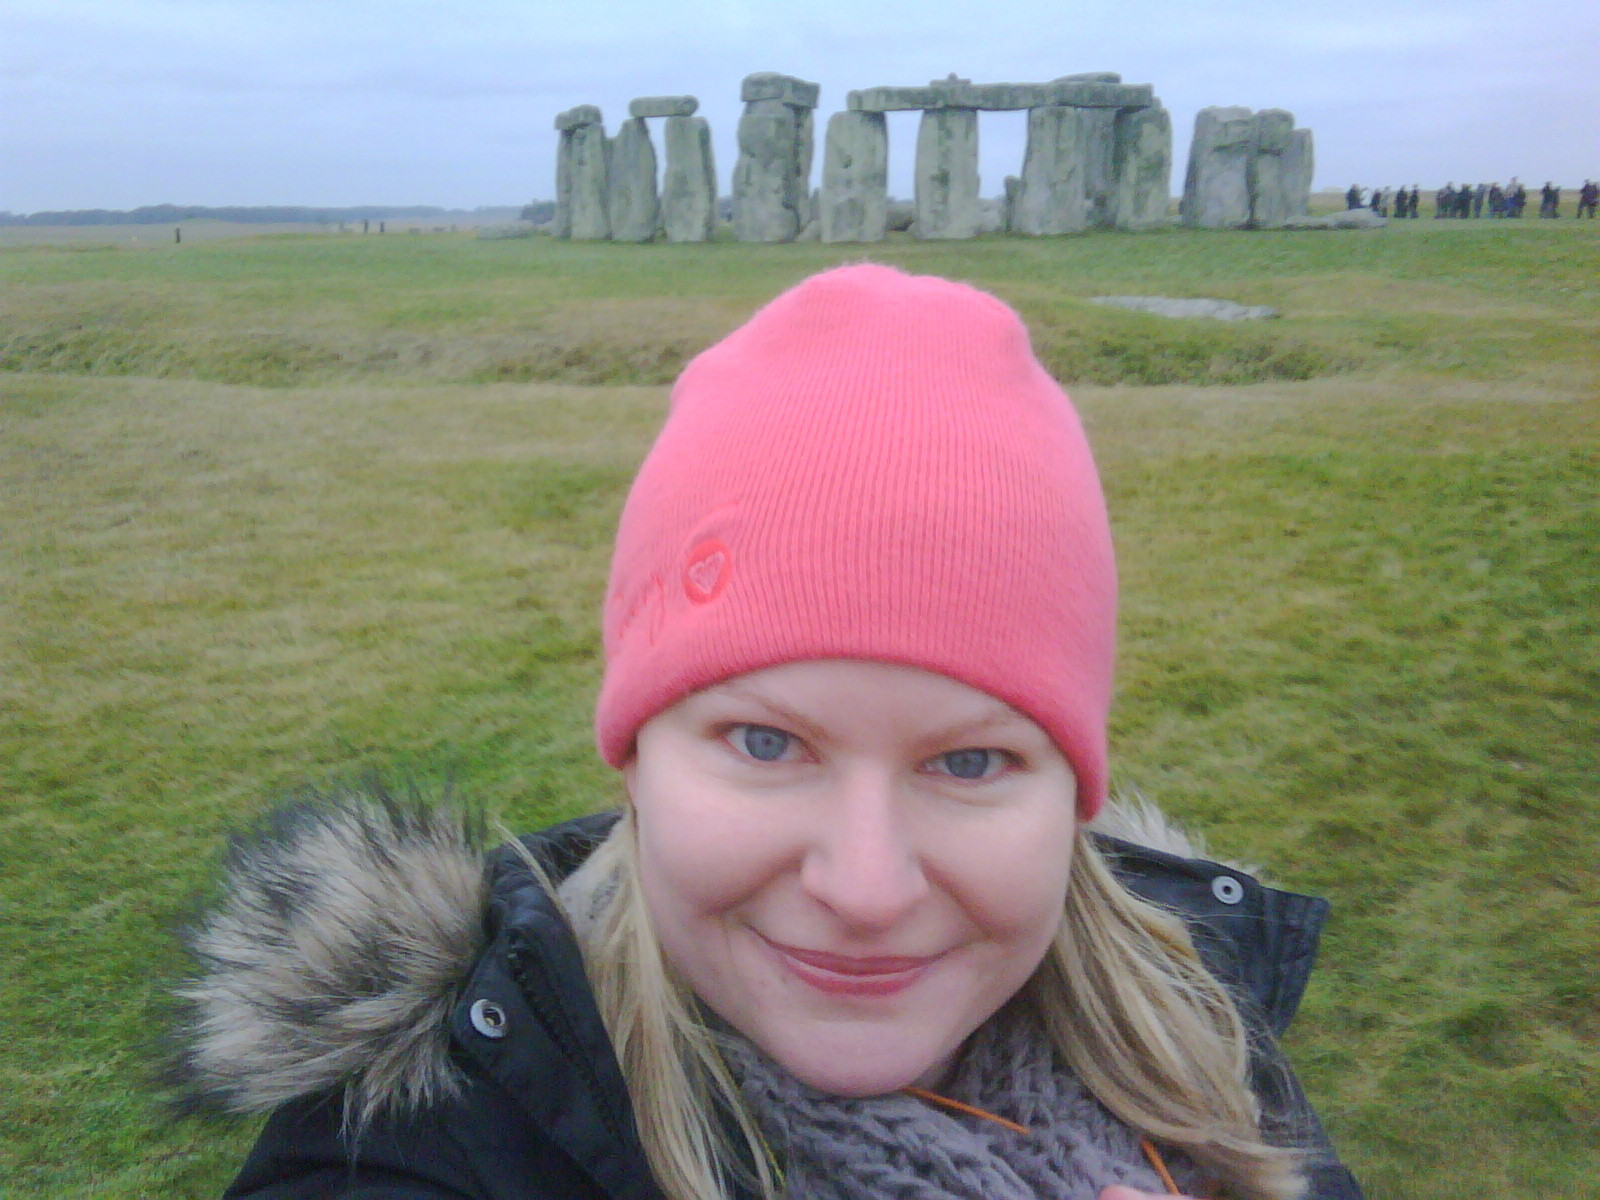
177;799;1363;1200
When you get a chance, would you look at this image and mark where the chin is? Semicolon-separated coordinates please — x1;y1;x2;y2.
773;1042;949;1099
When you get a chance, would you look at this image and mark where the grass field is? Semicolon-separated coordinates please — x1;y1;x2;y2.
2;220;1597;1198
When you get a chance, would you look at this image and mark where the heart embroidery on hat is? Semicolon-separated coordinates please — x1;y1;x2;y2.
684;540;731;604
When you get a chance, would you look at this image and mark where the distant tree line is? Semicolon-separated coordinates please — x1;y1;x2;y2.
0;204;522;226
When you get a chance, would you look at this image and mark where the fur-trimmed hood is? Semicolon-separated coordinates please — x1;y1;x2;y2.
172;788;1281;1129
174;791;494;1126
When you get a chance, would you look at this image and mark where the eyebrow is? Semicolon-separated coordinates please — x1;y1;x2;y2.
704;683;1034;747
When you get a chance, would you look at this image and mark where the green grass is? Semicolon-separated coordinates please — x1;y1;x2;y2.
1;223;1597;1198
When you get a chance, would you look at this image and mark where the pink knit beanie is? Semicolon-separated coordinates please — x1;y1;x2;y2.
595;264;1117;819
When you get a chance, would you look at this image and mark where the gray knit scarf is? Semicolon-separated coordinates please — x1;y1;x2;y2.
719;1001;1206;1200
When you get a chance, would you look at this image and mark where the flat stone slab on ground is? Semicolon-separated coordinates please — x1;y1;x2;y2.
629;96;698;118
1283;209;1387;229
1089;296;1280;320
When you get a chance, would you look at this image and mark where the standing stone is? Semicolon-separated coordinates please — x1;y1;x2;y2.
733;99;801;241
1080;108;1119;228
732;72;819;243
662;114;717;242
1013;105;1087;236
552;133;573;239
608;118;659;242
1248;108;1295;229
1002;175;1021;233
1283;127;1314;217
915;107;980;239
1111;103;1172;230
1180;106;1256;228
555;109;611;241
553;105;606;240
820;110;888;242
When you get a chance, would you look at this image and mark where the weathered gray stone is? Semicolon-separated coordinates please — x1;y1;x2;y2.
1013;105;1087;236
1089;296;1279;320
730;74;819;243
820;110;888;243
733;99;802;241
1282;207;1386;230
1002;175;1021;233
661;115;717;242
847;79;1154;113
1254;107;1295;154
1111;103;1172;230
796;110;816;219
1283;128;1314;217
977;197;1006;234
1052;81;1153;109
1180;106;1255;228
552;132;573;238
554;104;603;132
1247;109;1296;228
628;95;698;119
914;107;980;239
607;118;659;242
1053;72;1121;84
1080;108;1118;227
741;72;820;109
567;121;611;240
886;200;915;232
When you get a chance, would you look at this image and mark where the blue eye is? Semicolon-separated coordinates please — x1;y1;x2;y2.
737;725;792;762
940;749;1002;780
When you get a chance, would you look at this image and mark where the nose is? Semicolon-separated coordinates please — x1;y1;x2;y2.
799;769;929;931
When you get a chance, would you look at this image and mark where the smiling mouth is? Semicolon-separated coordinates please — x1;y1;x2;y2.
761;936;941;998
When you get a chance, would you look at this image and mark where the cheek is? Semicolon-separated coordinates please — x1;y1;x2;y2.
631;775;789;926
939;813;1075;940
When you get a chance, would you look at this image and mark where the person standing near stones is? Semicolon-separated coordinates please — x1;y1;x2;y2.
1369;187;1385;217
1435;183;1453;218
174;265;1365;1200
1578;180;1598;218
1539;182;1560;218
1346;183;1363;209
1471;184;1486;219
1488;183;1505;218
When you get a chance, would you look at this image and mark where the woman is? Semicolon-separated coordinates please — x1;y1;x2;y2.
177;266;1363;1200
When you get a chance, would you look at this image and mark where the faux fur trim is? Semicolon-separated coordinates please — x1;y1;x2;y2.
173;786;489;1128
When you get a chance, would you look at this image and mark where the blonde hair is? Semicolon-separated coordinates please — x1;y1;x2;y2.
565;808;1305;1200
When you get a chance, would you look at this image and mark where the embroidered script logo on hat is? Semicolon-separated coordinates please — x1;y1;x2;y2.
683;539;730;604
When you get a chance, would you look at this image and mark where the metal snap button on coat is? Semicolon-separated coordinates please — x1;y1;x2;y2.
469;998;509;1039
1211;875;1245;905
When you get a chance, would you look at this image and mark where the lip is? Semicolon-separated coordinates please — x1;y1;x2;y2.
761;936;941;998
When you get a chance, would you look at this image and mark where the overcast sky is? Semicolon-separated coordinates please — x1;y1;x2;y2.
4;0;1597;212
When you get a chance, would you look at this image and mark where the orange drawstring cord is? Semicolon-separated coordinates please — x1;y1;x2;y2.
1140;1137;1182;1195
900;1086;1032;1136
901;1087;1183;1195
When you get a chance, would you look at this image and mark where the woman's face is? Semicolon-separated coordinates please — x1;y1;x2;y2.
625;659;1078;1096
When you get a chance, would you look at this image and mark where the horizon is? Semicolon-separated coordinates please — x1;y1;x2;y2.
5;0;1597;213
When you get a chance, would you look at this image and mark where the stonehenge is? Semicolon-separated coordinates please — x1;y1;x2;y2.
549;74;1314;243
1180;106;1315;229
732;72;819;242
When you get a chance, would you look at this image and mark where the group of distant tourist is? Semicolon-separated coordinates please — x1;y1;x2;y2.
1345;180;1597;219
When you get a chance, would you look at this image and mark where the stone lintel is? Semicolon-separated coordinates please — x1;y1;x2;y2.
554;104;603;132
628;95;698;119
848;80;1154;112
741;72;820;108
